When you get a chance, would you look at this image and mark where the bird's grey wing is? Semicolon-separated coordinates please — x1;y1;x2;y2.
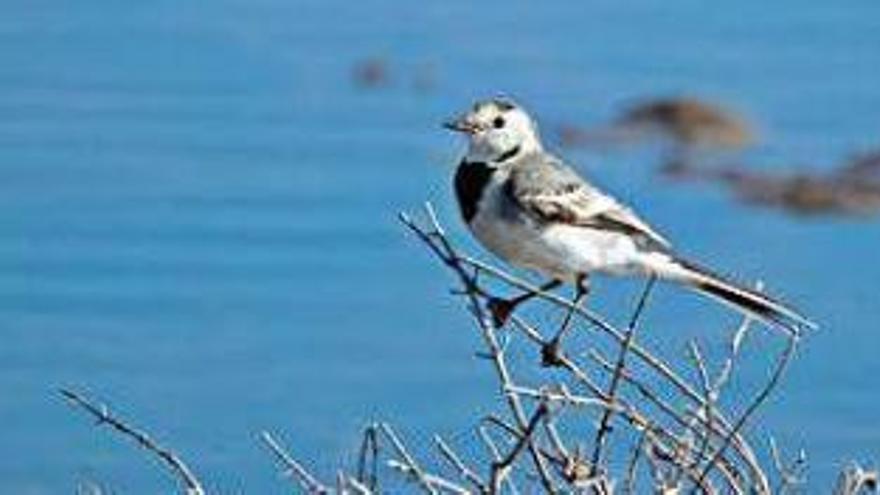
508;155;671;250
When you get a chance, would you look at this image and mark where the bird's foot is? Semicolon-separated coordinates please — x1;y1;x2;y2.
541;338;565;367
487;297;516;328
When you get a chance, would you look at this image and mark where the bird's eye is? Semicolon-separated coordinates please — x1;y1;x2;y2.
492;116;506;129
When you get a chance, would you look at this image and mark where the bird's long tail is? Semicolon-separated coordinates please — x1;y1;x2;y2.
652;256;816;336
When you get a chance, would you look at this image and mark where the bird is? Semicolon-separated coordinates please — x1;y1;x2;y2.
444;97;814;335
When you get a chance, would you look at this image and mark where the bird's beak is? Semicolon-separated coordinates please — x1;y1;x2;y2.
443;116;479;134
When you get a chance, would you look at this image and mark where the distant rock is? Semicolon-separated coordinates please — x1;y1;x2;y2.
664;162;880;217
615;97;754;149
352;57;390;88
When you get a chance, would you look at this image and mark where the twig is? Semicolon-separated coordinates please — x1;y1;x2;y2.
435;434;487;494
378;422;438;495
714;311;755;393
542;417;569;461
834;463;879;495
477;425;520;495
687;340;716;473
623;431;648;495
588;348;747;494
505;384;617;411
260;430;330;494
698;334;799;485
357;423;380;491
491;402;548;490
590;276;656;472
517;314;736;492
483;415;566;467
60;388;205;495
488;375;717;494
401;205;557;493
386;460;471;495
769;437;807;493
344;475;374;495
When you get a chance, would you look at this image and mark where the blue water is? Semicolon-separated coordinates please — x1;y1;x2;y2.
2;1;879;492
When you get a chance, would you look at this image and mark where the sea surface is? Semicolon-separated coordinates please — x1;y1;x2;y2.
2;1;879;492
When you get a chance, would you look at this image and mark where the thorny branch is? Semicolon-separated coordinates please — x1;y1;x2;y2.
260;430;330;494
769;437;807;493
60;388;205;495
400;203;558;493
697;335;799;488
490;402;549;491
435;434;488;494
590;276;657;473
378;422;440;495
357;423;381;491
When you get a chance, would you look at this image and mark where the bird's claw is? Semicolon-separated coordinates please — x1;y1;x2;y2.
541;338;565;367
487;298;515;327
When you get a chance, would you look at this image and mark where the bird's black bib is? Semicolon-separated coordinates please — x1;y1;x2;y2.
454;160;495;223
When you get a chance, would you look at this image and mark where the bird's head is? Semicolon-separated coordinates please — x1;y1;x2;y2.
444;97;542;162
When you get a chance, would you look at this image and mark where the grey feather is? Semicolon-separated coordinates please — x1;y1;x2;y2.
506;152;670;251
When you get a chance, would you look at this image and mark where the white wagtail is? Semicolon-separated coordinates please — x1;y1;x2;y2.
444;97;814;334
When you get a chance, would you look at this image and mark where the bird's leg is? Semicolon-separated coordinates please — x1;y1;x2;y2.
542;275;590;367
487;279;562;327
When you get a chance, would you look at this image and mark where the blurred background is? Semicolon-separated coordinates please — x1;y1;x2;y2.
2;0;879;492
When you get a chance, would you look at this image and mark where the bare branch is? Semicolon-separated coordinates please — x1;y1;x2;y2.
491;402;548;491
260;431;330;494
343;475;374;495
401;205;558;493
834;463;879;495
623;431;648;495
477;425;520;495
378;422;438;494
505;384;617;411
698;335;799;485
590;276;657;472
60;388;205;495
769;437;807;493
357;423;380;492
386;460;471;495
435;435;487;494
